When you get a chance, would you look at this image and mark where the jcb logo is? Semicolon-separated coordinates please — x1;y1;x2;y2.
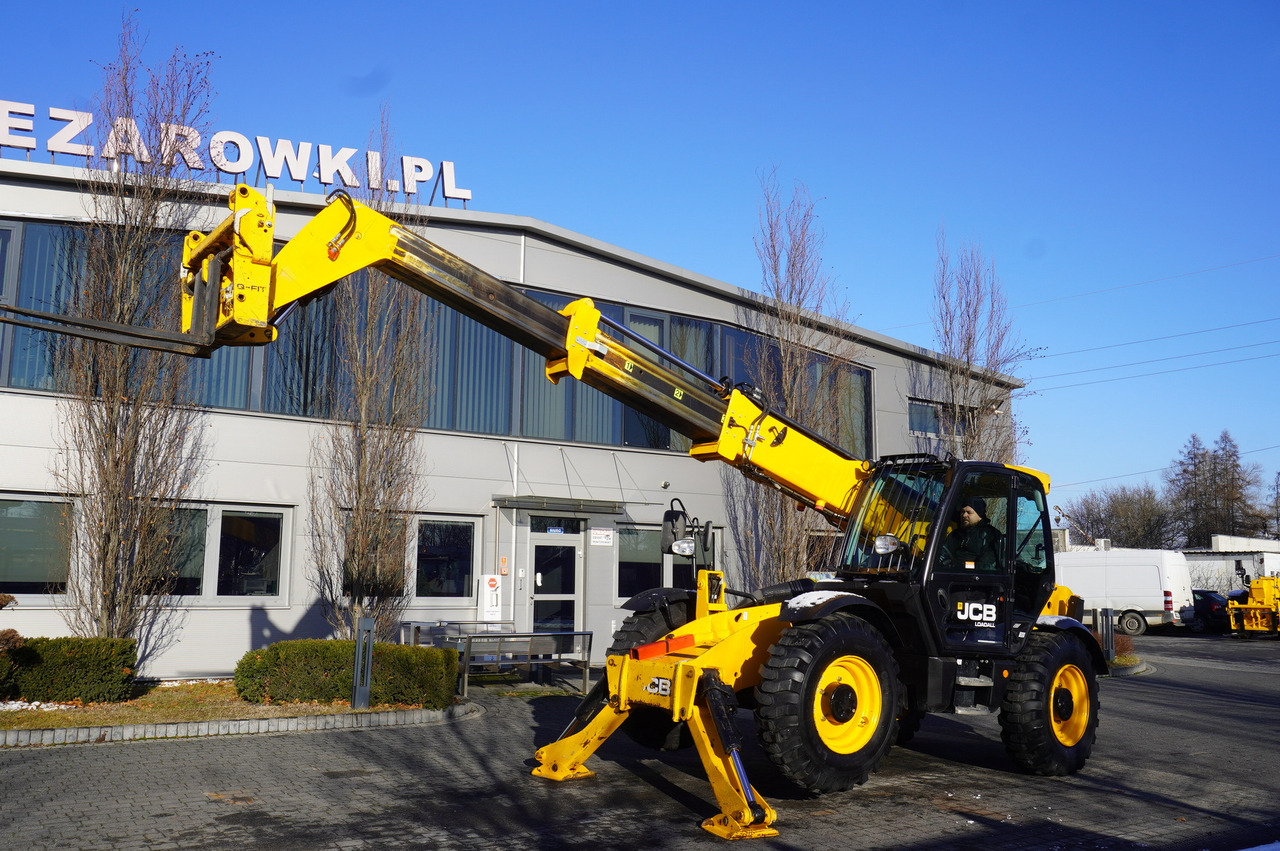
644;677;672;697
956;602;998;622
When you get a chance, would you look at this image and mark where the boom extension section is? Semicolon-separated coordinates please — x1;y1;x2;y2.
179;185;871;522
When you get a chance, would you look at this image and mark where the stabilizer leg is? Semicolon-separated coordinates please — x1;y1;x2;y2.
689;671;779;839
533;671;629;782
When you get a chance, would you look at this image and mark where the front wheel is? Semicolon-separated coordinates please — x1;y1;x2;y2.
999;630;1100;776
755;612;901;793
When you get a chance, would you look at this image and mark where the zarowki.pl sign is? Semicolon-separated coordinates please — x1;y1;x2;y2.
0;99;472;202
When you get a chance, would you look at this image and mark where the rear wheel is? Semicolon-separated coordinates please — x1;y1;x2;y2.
606;600;693;750
1117;610;1147;636
755;612;900;792
999;630;1100;776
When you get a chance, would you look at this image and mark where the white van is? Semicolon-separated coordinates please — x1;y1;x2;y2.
1054;549;1195;635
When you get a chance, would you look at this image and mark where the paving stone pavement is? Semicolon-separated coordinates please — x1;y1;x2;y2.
0;686;1276;850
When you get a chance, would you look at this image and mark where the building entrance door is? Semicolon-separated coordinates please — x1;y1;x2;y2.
528;515;585;632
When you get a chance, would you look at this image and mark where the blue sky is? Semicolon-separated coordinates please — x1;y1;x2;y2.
4;2;1278;506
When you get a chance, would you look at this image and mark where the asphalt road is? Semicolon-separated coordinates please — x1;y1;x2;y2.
0;630;1276;850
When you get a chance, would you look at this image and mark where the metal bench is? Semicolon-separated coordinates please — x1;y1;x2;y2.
401;620;592;698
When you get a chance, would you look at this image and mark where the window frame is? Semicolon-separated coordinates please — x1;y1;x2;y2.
908;399;943;437
0;492;71;602
164;502;293;606
615;524;665;602
413;514;482;605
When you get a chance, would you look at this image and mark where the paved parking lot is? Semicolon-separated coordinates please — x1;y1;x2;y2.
1;635;1277;850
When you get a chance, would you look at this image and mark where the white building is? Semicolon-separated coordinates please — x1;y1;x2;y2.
1183;535;1280;592
0;159;1015;678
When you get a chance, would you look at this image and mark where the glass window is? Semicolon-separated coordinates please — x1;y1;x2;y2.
165;508;208;595
453;314;512;435
617;526;662;599
217;511;283;596
938;472;1010;573
190;347;253;410
417;519;475;597
8;223;76;390
519;290;571;440
532;599;575;632
834;365;872;458
263;295;336;417
0;498;69;594
572;301;624;444
422;300;455;430
0;227;10;293
668;316;715;453
530;516;585;534
534;544;576;595
841;460;948;576
909;400;941;435
1013;486;1049;572
622;313;670;449
720;326;755;389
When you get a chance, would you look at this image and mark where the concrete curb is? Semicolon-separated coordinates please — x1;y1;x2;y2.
1;700;483;748
1105;661;1151;677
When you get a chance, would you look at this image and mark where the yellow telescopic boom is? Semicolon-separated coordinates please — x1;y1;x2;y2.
179;185;871;523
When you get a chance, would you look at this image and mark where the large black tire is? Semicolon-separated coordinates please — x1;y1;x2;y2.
755;612;901;793
999;630;1100;776
605;600;693;750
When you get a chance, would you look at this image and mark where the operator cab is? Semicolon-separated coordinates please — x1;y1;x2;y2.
835;455;1057;656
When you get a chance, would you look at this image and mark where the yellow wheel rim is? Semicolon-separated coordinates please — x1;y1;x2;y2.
1050;664;1090;746
812;655;883;753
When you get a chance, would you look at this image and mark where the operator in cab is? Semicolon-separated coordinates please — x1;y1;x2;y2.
941;497;1003;571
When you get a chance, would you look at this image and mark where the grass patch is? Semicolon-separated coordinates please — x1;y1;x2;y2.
0;680;438;731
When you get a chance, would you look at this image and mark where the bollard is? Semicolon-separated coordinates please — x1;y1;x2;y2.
352;617;375;710
1098;607;1115;663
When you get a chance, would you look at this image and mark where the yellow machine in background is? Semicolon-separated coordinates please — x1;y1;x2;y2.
1;185;1107;840
1227;576;1280;637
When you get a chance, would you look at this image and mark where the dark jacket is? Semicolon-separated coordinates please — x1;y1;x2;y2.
942;520;1003;571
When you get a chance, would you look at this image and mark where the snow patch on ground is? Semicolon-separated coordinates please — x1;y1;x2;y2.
0;700;79;712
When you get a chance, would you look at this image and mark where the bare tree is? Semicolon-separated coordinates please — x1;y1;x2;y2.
1059;483;1179;550
52;16;214;650
724;170;863;588
928;231;1035;462
1269;472;1280;539
309;106;434;641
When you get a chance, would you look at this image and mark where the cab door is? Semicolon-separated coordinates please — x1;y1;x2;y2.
925;467;1017;654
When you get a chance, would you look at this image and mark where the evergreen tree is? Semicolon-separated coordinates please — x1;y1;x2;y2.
1164;431;1265;547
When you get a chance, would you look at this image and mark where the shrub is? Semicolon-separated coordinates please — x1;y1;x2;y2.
2;636;136;703
233;639;456;710
0;593;19;694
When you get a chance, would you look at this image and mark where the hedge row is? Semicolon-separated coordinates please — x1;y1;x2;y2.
0;637;137;703
233;639;456;710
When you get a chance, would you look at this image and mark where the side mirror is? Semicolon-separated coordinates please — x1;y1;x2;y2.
661;509;687;555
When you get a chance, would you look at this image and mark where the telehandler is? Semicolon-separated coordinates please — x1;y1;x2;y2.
1;184;1105;840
